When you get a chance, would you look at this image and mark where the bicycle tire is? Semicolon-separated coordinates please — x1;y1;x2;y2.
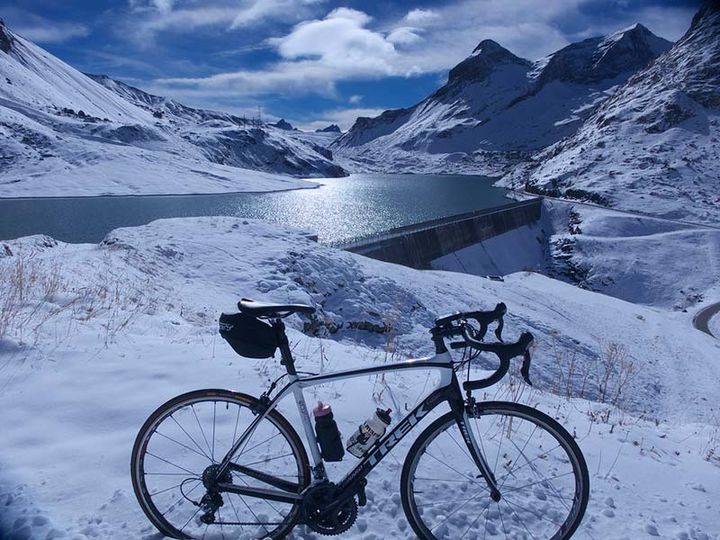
131;389;310;539
400;401;589;539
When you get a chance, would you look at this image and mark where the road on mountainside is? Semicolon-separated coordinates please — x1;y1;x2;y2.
694;302;720;338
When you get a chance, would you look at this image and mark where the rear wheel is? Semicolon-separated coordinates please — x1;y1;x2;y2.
401;401;589;539
131;389;310;539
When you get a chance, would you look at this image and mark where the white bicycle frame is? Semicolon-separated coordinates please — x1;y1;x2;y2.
213;349;501;504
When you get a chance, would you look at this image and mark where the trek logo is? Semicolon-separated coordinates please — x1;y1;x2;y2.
367;401;432;466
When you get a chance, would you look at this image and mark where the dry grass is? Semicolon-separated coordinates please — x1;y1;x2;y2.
549;337;636;408
0;253;152;348
702;414;720;466
0;256;67;345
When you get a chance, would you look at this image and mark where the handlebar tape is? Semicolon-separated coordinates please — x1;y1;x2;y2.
457;331;535;388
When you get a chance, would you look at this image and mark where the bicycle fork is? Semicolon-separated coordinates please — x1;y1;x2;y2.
450;399;502;501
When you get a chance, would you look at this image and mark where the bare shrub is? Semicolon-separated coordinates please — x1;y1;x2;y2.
703;414;720;466
0;253;152;347
550;338;636;408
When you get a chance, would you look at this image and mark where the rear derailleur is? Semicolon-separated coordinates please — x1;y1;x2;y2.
197;464;232;524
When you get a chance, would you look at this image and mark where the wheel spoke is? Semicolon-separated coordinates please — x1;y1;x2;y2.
501;498;540;540
212;401;217;462
238;431;283;458
170;414;213;461
145;451;200;476
155;430;210;461
242;452;295;468
498;442;562;488
191;404;214;461
423;449;487;486
407;409;586;540
134;394;308;539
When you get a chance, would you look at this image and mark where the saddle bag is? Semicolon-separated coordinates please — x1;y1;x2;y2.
219;312;278;359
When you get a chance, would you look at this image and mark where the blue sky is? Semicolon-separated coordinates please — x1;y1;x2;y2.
1;0;700;129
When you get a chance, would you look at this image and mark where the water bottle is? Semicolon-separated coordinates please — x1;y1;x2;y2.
346;408;392;458
313;402;345;462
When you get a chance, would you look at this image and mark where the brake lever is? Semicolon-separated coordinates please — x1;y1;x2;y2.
520;350;532;386
495;315;504;342
470;302;506;342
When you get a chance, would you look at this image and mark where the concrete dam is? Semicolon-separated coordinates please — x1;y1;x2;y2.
341;198;545;276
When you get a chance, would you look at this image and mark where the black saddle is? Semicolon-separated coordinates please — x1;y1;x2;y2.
238;298;316;318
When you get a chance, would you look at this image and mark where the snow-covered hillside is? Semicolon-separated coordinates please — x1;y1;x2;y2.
0;21;345;197
333;25;670;175
509;3;720;225
1;217;719;539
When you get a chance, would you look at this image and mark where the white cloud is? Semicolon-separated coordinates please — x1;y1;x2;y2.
230;0;326;29
149;0;697;106
16;22;89;43
402;8;439;26
272;8;398;75
348;94;363;104
125;0;328;42
387;27;423;46
154;7;407;99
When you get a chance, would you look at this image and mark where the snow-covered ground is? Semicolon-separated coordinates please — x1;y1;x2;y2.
422;197;720;311
1;217;719;539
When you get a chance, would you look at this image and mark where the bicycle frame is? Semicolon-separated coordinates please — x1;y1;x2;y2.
213;349;501;505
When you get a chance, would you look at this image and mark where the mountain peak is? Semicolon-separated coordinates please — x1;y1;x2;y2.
535;24;671;87
471;39;506;56
316;124;341;133
272;118;296;131
448;40;530;84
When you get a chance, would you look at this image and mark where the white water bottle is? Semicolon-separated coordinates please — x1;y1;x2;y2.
346;408;392;458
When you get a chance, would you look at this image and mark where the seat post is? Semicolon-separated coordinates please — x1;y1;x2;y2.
272;319;297;375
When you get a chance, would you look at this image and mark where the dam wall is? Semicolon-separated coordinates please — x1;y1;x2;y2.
342;198;544;272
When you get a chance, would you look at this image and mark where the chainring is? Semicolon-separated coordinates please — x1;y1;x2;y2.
301;484;358;536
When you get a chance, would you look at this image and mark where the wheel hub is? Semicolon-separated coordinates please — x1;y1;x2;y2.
202;464;232;489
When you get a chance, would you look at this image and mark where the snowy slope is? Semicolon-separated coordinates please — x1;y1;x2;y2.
0;21;345;197
510;3;720;225
1;218;719;539
333;26;670;174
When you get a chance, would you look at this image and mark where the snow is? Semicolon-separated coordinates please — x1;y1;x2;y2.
0;22;345;198
510;6;720;226
334;26;670;176
1;6;719;539
1;217;719;539
420;198;720;311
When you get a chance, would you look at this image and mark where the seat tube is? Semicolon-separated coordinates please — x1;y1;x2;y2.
291;380;324;469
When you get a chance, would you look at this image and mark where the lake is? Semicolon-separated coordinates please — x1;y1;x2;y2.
0;174;510;245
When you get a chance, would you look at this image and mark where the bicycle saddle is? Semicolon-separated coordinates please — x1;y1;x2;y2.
238;298;316;318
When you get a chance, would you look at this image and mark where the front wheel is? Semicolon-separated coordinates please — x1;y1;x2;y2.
131;389;310;539
401;401;589;539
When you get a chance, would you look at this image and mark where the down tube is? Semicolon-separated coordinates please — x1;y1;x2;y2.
339;382;456;490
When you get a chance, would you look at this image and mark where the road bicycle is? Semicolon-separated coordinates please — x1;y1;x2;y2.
131;299;589;539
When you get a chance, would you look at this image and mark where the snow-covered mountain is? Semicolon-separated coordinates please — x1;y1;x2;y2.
316;124;341;133
510;3;720;225
333;25;671;174
0;21;345;196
